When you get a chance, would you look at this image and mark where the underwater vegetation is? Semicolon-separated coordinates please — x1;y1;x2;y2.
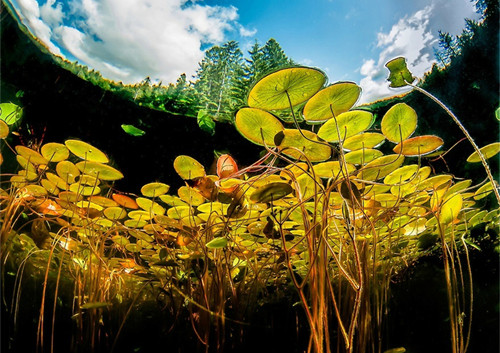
0;58;499;353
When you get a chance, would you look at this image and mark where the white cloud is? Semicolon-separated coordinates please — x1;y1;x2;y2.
358;0;479;104
11;0;250;84
238;24;257;38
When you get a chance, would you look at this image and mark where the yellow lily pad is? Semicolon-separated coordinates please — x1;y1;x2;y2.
173;155;205;180
317;110;374;143
312;161;356;179
75;161;124;181
15;145;48;165
141;182;170;198
359;154;405;181
303;81;361;123
103;207;128;220
343;132;385;151
439;193;463;225
178;186;206;206
235;108;284;146
344;148;383;165
250;182;294;203
279;129;331;162
381;103;417;143
41;143;70;162
466;142;500;163
56;160;80;183
65;139;109;163
136;197;165;216
0;120;8;139
248;67;326;110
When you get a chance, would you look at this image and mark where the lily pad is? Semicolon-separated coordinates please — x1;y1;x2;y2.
206;237;228;249
343;132;385;151
136;197;166;215
381;103;417;143
303;82;361;123
393;135;444;156
344;148;383;165
317;110;374;143
0;120;8;139
359;154;405;181
103;207;128;220
41;143;70;162
235;108;284;146
56;161;80;183
75;161;124;181
312;161;356;179
247;67;326;110
121;124;145;137
173;155;205;180
250;182;294;203
0;103;23;125
385;57;415;88
112;194;139;209
466;142;500;163
141;182;170;197
15;145;48;165
65;139;109;163
439;193;463;225
279;129;331;162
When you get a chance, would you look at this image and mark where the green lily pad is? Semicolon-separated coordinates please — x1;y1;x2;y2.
65;140;109;163
56;160;80;183
343;132;385;151
15;145;48;165
173;155;205;180
141;182;170;197
75;161;124;181
466;142;500;163
250;182;294;203
385;57;415;88
381;103;418;143
206;237;228;249
312;161;356;179
121;124;145;136
439;193;463;225
279;129;331;162
303;82;361;123
80;302;111;310
344;148;383;165
247;67;326;110
317;110;374;143
393;135;444;156
0;103;23;125
235;108;284;146
359;154;405;181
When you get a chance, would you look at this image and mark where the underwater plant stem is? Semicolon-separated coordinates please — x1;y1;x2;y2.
408;83;500;205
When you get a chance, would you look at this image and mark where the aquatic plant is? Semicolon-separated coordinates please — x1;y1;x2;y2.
0;60;498;353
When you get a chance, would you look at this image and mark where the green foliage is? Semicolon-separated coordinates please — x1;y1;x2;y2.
121;124;145;137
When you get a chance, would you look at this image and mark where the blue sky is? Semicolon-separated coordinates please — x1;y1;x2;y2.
7;0;480;103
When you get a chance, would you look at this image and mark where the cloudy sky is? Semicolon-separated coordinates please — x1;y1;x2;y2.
7;0;480;103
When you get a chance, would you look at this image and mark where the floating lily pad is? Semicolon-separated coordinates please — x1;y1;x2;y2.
344;148;383;165
65;140;109;163
16;155;36;173
383;165;419;185
312;161;356;179
385;57;415;88
317;110;373;142
41;143;70;162
46;173;69;190
136;197;166;215
104;207;128;220
359;154;405;181
381;103;417;143
112;194;139;209
235;108;284;146
247;67;326;110
141;182;170;198
56;161;80;183
0;103;23;125
343;132;385;151
466;142;500;163
75;161;124;181
15;145;48;165
41;179;59;195
250;182;294;203
473;182;496;200
303;82;361;123
24;184;48;197
178;186;206;206
279;129;331;162
393;135;444;156
173;155;205;180
69;183;101;196
121;124;145;136
0;120;8;139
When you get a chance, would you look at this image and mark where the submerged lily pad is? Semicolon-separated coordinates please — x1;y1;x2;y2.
0;120;9;139
65;139;109;163
381;103;417;143
0;103;23;125
41;143;70;162
343;132;385;151
466;142;500;163
173;155;205;180
75;161;124;181
15;145;48;165
250;182;294;203
359;154;405;181
393;135;444;156
303;82;361;123
247;67;326;110
279;129;331;162
439;193;463;225
235;108;284;146
317;110;373;143
141;182;170;198
206;237;228;249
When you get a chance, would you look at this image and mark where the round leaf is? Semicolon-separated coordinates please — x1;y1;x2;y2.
250;182;294;203
279;129;331;162
65;139;109;163
141;182;170;197
343;132;385;151
15;145;48;165
0;120;9;139
359;154;405;181
235;108;284;146
173;155;205;180
317;110;374;143
206;237;228;249
466;142;500;163
385;57;415;88
344;149;383;165
247;67;326;110
75;161;124;181
0;103;23;125
303;82;361;123
393;135;444;156
439;193;463;225
381;103;417;143
41;143;70;162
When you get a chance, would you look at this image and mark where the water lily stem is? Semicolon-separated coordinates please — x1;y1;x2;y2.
408;83;500;205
